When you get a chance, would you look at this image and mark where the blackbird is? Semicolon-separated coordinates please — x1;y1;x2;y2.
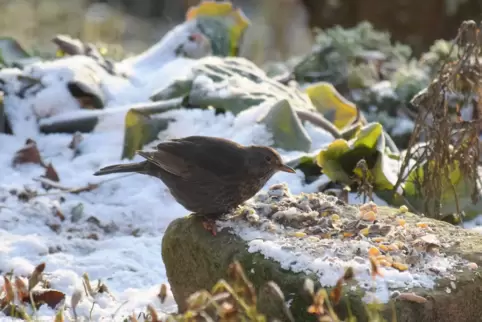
93;136;295;234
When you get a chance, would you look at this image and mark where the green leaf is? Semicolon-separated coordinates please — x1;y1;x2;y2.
186;1;250;56
316;139;351;183
316;122;395;190
403;160;478;216
258;99;312;152
0;37;31;66
121;109;171;160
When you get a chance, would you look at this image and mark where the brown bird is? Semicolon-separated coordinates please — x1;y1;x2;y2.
93;136;296;235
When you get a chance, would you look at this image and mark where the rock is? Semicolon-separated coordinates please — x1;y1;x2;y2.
162;190;482;322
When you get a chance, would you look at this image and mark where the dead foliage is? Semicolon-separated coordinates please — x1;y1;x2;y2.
396;20;482;218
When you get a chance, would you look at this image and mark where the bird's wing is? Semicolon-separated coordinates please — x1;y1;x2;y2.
140;136;248;180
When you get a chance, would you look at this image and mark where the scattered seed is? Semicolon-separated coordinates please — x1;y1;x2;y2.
368;247;380;257
392;262;408;271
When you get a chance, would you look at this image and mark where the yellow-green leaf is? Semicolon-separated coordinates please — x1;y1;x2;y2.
316;139;351;183
121;109;171;160
304;82;357;129
403;160;477;215
186;1;250;56
316;122;395;190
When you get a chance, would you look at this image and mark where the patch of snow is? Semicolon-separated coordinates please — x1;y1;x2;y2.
0;98;336;319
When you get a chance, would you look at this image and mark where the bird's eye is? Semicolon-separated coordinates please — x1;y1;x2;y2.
265;155;272;162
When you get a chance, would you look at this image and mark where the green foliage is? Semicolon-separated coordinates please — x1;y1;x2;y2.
293;22;412;86
316;122;395;191
121;109;171;160
258;99;312;152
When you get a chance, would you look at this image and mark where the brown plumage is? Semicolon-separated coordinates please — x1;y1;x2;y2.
94;135;295;219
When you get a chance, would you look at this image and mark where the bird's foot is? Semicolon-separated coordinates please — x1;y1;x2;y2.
201;217;217;236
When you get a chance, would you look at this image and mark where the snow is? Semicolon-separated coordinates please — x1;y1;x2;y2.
0;18;478;321
0;47;348;319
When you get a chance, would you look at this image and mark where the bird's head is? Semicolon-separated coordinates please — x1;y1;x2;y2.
247;146;296;178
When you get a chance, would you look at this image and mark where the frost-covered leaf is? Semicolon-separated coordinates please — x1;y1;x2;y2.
258;99;312;152
0;37;31;66
121;109;171;160
304;82;358;129
293;22;411;85
150;78;194;101
186;56;316;115
316;122;395;190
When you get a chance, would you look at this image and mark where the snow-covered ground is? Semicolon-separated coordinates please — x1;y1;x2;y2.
0;97;340;320
1;22;482;320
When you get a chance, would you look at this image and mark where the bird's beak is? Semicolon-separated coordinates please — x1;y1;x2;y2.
279;164;296;173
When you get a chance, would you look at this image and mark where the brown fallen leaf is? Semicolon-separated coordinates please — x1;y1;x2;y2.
396;292;428;303
12;139;45;167
42;163;60;190
54;208;66;221
31;289;65;309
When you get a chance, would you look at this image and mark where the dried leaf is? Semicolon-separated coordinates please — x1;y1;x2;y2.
329;279;343;304
12;139;44;167
3;276;14;302
147;304;159;322
158;284;168;303
41;163;60;190
28;262;46;291
82;273;94;297
71;289;83;312
369;256;383;279
54;307;64;322
128;313;139;322
54;208;65;221
31;289;65;309
343;267;354;281
14;277;28;301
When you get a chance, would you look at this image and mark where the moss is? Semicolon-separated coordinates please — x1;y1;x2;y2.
162;207;482;322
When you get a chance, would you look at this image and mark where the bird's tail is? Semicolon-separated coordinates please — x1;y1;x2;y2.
93;161;148;176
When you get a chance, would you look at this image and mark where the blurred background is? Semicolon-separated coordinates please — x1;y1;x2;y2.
1;0;481;63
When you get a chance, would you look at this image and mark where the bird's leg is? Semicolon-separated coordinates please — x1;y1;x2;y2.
200;215;218;236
